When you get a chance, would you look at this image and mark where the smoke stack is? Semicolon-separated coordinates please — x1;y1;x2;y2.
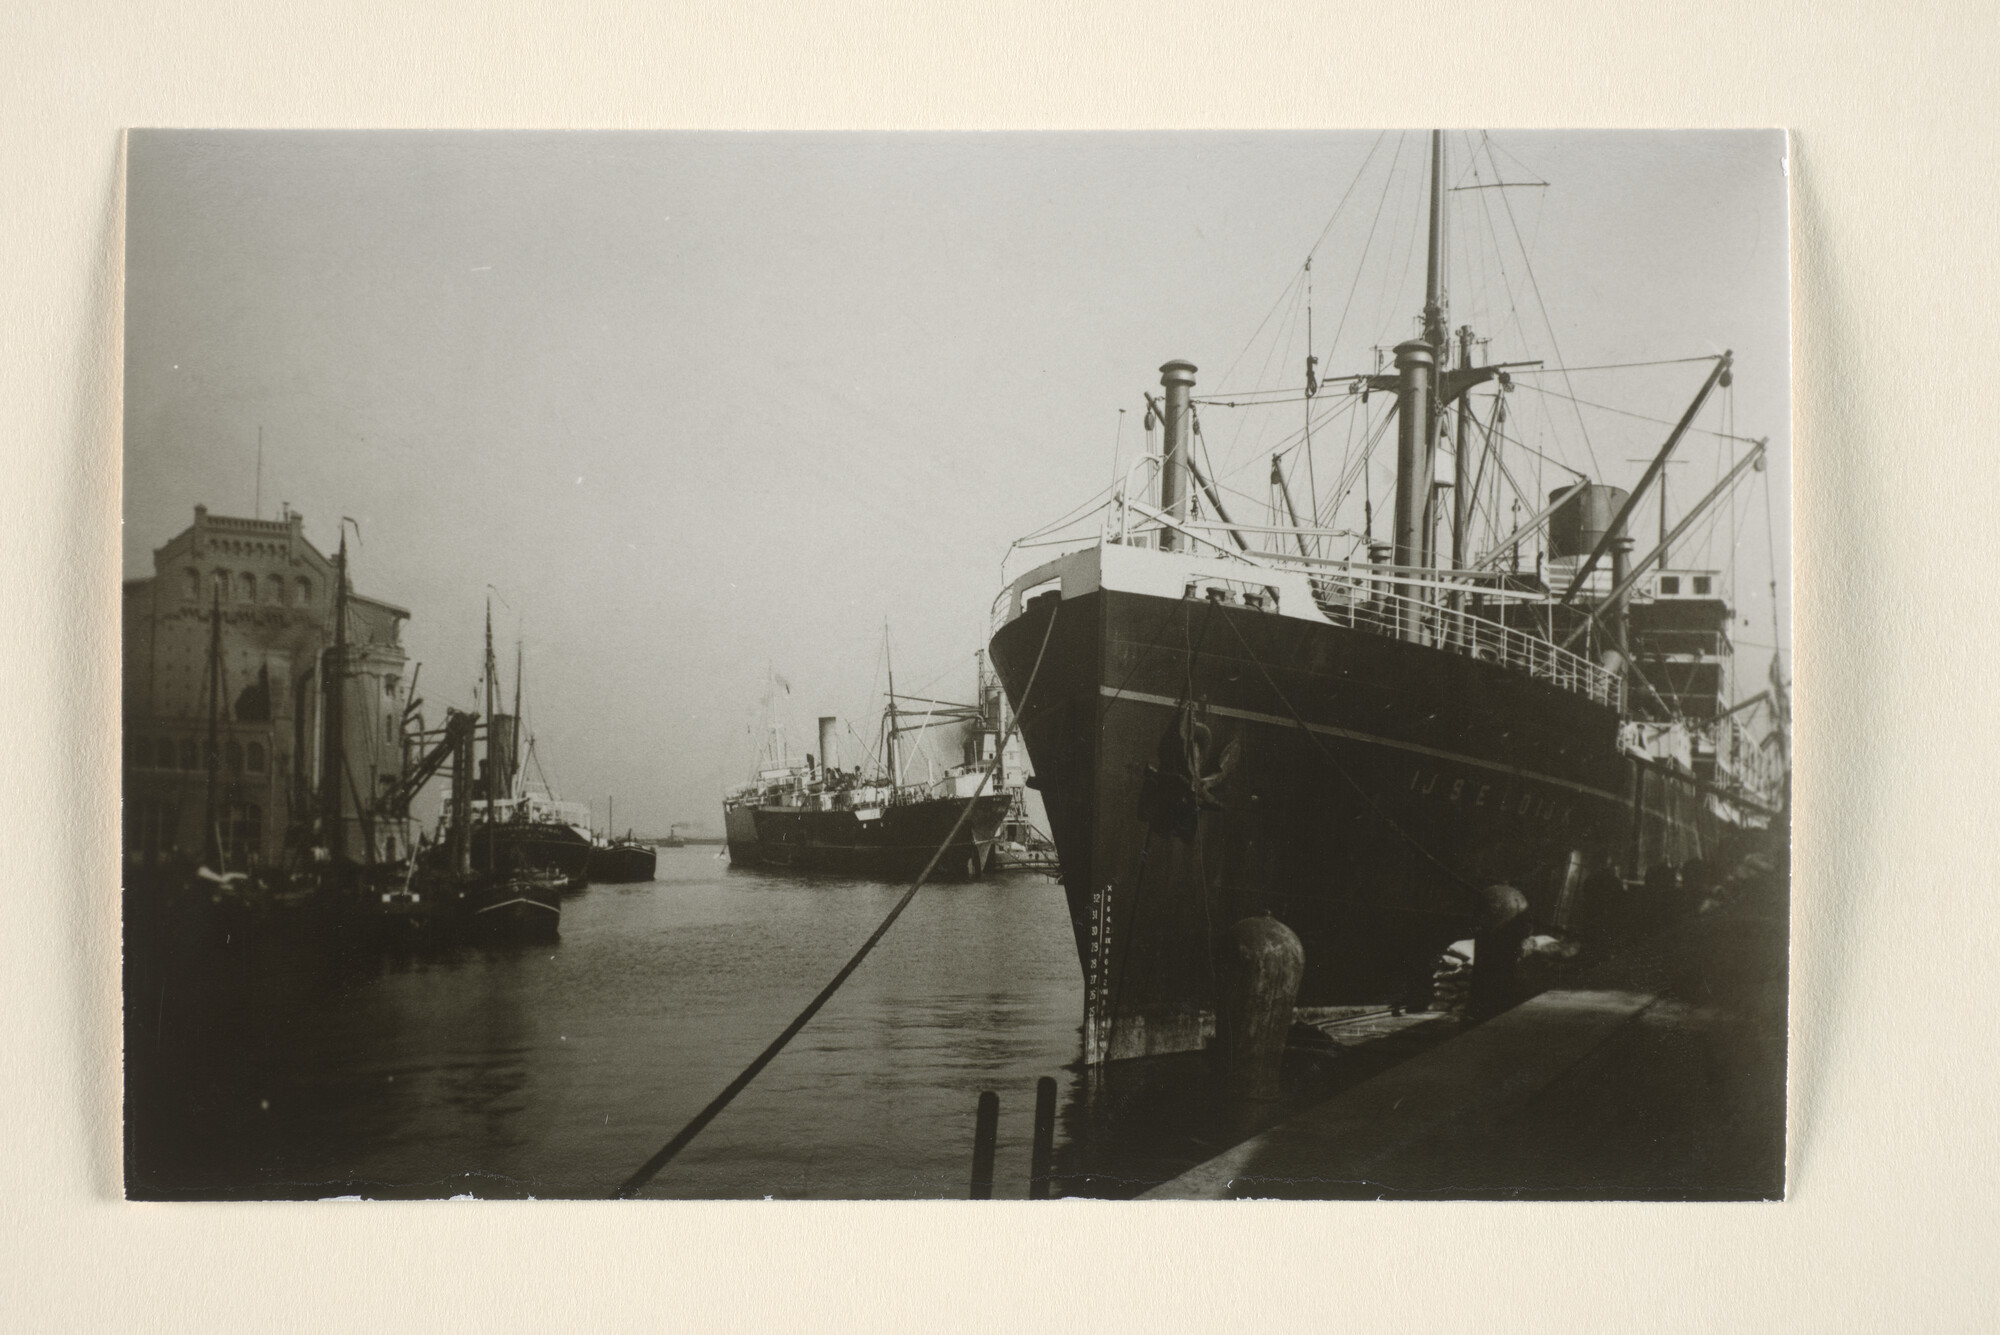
1608;534;1634;661
1158;360;1198;551
818;716;839;773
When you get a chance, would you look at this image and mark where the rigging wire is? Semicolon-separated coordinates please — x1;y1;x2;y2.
1457;130;1495;337
1726;383;1740;685
1322;131;1408;378
1301;259;1319;548
1508;356;1724;375
1481;132;1602;481
1302;130;1395;267
1002;483;1118;566
1316;404;1400;530
1195;390;1316;406
1262;393;1364;466
1509;377;1761;445
1487;420;1591;481
612;603;1063;1199
1464;138;1538;393
1374;151;1426;352
1214;276;1309;482
1761;457;1784;674
1211;269;1306;399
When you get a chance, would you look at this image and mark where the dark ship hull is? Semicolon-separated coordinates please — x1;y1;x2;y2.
990;584;1730;1062
725;792;1015;881
587;840;658;883
471;822;592;886
463;870;564;940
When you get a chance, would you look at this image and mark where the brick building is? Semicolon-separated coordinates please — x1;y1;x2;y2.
122;505;410;869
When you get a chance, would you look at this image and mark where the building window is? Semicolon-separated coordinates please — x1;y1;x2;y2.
246;742;266;773
1659;576;1680;595
296;576;312;605
183;568;200;600
125;799;181;865
1693;576;1712;595
156;737;177;769
239;572;257;602
212;569;231;600
266;574;284;604
224;803;262;865
383;674;397;698
225;740;243;774
180;738;197;770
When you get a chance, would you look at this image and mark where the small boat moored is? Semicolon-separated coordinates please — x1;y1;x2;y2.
588;834;658;883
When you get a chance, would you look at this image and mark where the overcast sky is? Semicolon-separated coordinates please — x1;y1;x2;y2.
124;130;1790;836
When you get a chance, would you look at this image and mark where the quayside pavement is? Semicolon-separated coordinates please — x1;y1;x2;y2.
1139;867;1789;1201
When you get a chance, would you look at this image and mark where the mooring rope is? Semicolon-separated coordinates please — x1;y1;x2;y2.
613;602;1063;1198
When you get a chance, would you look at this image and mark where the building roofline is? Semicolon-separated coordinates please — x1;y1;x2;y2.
349;592;412;620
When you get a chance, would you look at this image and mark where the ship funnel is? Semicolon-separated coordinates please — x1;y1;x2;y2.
1158;360;1197;551
818;716;839;773
1548;485;1631;559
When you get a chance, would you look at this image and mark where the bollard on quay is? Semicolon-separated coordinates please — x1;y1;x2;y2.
1216;913;1305;1101
1470;883;1531;1020
969;1090;999;1199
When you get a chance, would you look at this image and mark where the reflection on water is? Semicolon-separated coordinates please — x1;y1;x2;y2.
126;848;1087;1200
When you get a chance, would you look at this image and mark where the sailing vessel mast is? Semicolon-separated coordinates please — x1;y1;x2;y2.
483;598;497;803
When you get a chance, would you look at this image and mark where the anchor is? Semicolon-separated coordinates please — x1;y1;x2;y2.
1136;699;1240;841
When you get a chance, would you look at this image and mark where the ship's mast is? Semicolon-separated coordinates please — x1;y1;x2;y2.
483;598;497;804
1422;129;1449;350
1389;134;1448;638
883;622;902;788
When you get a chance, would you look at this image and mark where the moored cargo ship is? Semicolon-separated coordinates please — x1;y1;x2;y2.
988;132;1788;1063
723;653;1019;880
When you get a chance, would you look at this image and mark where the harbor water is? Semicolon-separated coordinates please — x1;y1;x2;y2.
126;847;1086;1200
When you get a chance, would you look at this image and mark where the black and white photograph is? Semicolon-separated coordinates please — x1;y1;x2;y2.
119;129;1791;1202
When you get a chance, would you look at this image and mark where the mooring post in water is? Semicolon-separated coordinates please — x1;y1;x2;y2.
1217;914;1305;1101
1028;1076;1057;1200
970;1090;999;1199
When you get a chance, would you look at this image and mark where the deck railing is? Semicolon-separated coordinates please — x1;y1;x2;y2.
1303;574;1624;709
995;537;1624;711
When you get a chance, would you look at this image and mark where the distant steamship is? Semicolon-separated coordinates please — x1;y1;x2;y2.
723;650;1020;881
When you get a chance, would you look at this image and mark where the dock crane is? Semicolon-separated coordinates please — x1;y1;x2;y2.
377;707;481;875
